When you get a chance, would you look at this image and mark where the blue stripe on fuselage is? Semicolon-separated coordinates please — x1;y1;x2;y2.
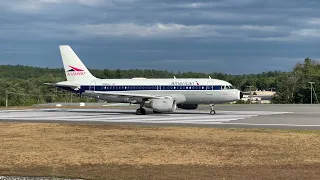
79;85;226;93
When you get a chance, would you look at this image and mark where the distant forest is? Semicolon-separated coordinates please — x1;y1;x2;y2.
0;58;319;106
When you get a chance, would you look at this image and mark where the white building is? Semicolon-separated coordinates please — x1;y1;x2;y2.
241;90;276;104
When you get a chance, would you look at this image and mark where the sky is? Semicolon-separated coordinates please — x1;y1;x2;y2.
1;0;320;75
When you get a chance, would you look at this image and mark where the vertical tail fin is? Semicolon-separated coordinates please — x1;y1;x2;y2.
59;45;97;81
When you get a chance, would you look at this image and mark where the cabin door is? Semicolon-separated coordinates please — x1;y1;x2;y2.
206;80;214;95
89;81;96;91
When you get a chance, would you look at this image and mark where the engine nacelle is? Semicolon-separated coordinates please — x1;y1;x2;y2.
145;98;177;112
177;104;198;110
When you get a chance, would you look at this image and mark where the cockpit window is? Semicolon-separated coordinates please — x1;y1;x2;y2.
222;85;235;89
226;85;235;89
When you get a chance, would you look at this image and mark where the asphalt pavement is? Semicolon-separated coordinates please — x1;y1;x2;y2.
0;104;319;130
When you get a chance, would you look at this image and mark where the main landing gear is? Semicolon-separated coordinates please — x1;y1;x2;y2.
136;107;146;115
209;104;216;115
136;104;216;115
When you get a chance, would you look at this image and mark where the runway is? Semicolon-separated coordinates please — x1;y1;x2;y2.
1;104;320;130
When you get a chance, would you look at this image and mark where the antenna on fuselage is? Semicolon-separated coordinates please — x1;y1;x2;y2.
173;76;176;79
209;76;212;79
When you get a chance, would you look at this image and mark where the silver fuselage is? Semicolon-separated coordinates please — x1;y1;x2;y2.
62;78;241;104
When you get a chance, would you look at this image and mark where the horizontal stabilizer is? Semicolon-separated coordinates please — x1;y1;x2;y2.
44;83;79;89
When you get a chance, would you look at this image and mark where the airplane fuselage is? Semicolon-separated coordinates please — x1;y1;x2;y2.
62;78;241;105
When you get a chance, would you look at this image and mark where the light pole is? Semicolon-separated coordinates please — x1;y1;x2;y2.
5;90;8;107
247;85;254;104
308;82;315;104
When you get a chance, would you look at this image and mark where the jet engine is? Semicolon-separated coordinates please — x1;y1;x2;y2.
177;104;198;110
145;98;177;112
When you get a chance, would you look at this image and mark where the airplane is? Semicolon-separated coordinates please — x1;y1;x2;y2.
45;45;243;115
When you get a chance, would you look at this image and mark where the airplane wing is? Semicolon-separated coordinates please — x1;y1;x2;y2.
83;90;163;100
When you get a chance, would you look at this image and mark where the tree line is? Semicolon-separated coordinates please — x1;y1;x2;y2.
0;58;319;106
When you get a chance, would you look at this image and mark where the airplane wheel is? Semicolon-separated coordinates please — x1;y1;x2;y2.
210;110;216;115
136;108;146;115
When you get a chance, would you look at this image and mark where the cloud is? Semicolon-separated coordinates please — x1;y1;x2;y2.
1;0;320;74
306;18;320;25
2;0;320;42
7;22;281;40
2;0;105;13
69;23;222;38
174;2;224;9
145;59;221;64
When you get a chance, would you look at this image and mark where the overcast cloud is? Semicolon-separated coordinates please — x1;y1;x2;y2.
1;0;320;74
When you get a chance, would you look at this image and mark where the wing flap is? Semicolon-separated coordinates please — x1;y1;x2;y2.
83;90;163;99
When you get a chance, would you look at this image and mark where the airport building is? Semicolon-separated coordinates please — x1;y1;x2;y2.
240;90;276;104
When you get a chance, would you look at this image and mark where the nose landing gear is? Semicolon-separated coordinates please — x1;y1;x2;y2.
209;104;216;115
